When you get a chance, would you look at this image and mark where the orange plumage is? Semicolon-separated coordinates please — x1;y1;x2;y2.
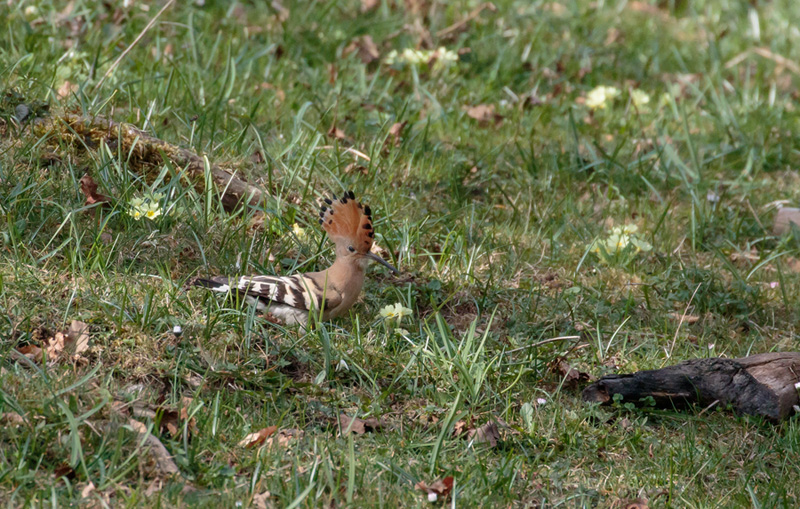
319;190;375;253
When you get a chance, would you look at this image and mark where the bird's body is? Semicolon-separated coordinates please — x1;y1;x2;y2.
192;191;396;325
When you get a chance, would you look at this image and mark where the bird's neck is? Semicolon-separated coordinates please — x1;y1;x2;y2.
327;256;366;293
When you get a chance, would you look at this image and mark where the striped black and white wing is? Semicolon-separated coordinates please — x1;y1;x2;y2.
196;274;341;312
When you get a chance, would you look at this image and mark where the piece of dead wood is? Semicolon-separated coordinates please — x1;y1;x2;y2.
773;207;800;235
582;352;800;421
37;114;270;213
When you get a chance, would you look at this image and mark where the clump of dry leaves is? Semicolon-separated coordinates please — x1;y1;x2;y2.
15;320;90;365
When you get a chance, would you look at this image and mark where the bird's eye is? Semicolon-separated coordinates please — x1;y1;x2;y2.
348;246;356;253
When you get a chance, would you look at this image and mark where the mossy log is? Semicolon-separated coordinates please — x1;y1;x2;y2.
39;113;269;213
582;352;800;421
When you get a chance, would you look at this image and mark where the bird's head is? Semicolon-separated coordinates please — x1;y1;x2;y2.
319;191;398;273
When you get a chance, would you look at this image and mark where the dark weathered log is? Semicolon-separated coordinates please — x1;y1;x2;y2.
582;352;800;421
773;207;800;235
37;114;270;213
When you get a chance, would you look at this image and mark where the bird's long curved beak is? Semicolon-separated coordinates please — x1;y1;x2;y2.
365;252;399;274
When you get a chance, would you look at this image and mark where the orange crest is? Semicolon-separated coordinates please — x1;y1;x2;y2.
318;190;374;252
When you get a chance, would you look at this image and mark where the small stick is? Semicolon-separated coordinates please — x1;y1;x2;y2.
94;0;176;91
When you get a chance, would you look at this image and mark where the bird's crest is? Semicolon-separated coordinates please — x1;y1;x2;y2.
319;190;374;252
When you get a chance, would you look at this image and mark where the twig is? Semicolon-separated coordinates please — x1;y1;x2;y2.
505;335;580;354
94;0;176;91
436;2;497;39
724;47;800;75
667;283;702;360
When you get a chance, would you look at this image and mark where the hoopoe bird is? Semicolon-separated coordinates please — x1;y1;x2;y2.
192;191;398;325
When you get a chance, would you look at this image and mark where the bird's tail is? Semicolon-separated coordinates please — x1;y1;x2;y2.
185;276;231;293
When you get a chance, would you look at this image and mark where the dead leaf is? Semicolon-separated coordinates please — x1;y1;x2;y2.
466;104;503;127
415;476;454;502
127;418;148;434
160;397;197;437
80;481;95;499
253;491;272;509
623;498;649;509
344;35;380;65
54;463;75;480
730;249;759;264
344;162;368;175
552;359;593;388
239;425;278;448
361;0;379;11
668;312;700;324
16;344;43;361
327;125;347;141
340;414;382;435
467;420;500;447
452;419;468;437
144;478;163;497
265;428;304;448
0;412;25;426
57;80;78;99
384;121;407;149
68;320;90;356
785;256;800;273
79;174;111;208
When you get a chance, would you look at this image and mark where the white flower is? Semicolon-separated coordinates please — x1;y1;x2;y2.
172;325;183;336
427;493;438;502
630;89;650;108
536;398;547;406
794;381;800;391
379;303;413;322
336;359;349;372
585;85;620;110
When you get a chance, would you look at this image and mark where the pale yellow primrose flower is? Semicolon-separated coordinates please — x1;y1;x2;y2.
144;202;162;220
292;223;307;241
631;89;650;108
379;303;413;321
585;85;621;110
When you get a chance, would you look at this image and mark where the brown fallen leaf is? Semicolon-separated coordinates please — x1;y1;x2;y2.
384;121;407;150
239;425;278;448
253;491;272;509
265;428;304;448
79;174;112;209
54;463;75;480
340;414;382;435
80;481;95;499
466;104;503;127
344;162;368;175
160;397;197;437
16;320;90;364
452;419;469;437
415;476;454;502
16;344;43;362
552;359;593;388
668;312;700;324
467;420;500;447
0;412;25;426
57;80;78;99
623;498;649;509
327;125;347;141
344;35;380;65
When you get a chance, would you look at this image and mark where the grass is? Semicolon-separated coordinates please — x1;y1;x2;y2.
2;0;800;506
